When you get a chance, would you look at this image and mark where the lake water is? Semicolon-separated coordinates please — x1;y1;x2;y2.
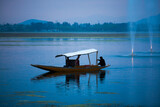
0;33;160;106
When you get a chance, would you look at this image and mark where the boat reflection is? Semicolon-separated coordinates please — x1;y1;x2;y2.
31;70;109;88
65;73;80;88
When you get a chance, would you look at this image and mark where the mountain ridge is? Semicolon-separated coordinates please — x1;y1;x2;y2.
137;14;160;24
20;19;49;25
19;13;160;25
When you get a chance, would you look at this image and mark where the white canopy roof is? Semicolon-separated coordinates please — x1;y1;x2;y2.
56;49;98;58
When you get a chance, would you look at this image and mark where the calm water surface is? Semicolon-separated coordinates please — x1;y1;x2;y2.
0;33;160;106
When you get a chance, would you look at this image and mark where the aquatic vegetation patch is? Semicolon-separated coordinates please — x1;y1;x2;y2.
61;103;121;107
25;94;45;98
15;91;47;94
0;91;47;98
95;92;118;94
0;68;9;70
14;94;45;98
60;103;143;107
95;103;120;106
17;100;62;106
0;94;16;97
62;104;92;107
0;44;61;46
0;40;25;42
0;84;8;85
13;91;47;98
85;99;101;103
109;81;126;84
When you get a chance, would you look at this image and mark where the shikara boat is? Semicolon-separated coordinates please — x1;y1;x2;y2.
31;49;110;72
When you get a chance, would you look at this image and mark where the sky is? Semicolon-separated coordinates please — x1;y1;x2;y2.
0;0;160;24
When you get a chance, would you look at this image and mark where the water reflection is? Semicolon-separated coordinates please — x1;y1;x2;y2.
131;56;134;67
31;70;109;88
65;73;80;88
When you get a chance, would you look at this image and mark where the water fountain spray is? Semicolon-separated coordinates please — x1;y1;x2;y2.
148;20;153;53
149;25;153;53
150;43;152;52
146;0;154;53
128;0;136;56
132;48;134;56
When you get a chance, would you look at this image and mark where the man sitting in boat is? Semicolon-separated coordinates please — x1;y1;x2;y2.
98;56;106;66
66;57;70;67
75;55;80;66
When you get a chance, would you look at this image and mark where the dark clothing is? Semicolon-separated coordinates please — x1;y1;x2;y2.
66;58;70;67
75;55;80;66
66;59;76;67
98;58;106;66
75;60;79;66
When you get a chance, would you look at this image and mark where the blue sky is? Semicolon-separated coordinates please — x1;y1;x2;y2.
0;0;160;24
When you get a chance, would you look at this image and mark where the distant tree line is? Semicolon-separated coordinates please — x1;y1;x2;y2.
0;22;159;32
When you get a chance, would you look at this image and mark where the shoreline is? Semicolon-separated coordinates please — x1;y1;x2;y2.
0;32;159;38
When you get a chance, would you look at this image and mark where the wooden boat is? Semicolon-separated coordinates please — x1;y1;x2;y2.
31;64;110;72
31;49;110;72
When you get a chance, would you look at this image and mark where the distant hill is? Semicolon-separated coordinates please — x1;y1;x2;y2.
137;14;160;25
0;14;159;32
20;19;49;25
19;13;160;25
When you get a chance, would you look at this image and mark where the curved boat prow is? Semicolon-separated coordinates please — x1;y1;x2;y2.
31;64;36;67
31;64;54;71
31;64;41;68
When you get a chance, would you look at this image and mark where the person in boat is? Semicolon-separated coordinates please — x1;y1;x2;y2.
75;55;80;66
98;56;106;66
65;57;70;67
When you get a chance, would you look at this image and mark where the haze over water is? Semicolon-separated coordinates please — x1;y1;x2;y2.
0;33;160;106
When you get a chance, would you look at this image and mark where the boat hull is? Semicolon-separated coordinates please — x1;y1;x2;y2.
31;64;110;72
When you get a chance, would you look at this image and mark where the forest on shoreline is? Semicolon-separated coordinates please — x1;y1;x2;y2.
0;21;160;32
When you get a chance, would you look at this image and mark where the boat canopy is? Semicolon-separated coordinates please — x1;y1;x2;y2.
56;49;98;58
